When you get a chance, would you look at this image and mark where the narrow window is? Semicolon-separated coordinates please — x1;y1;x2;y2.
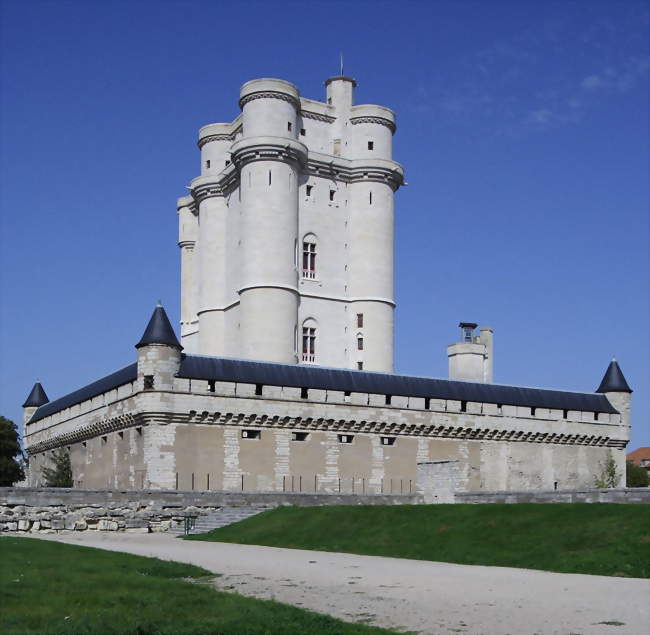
208;380;215;393
300;128;306;136
300;387;309;399
327;97;332;104
225;159;231;166
329;189;335;201
531;407;536;417
424;397;431;410
497;403;503;414
306;184;313;197
381;437;396;446
357;313;363;328
554;481;558;491
205;159;211;168
302;327;316;362
255;384;263;396
357;362;363;370
460;400;467;412
143;375;154;390
338;434;354;444
594;412;599;421
292;431;309;441
287;121;292;132
357;336;364;350
242;430;261;439
302;240;316;279
563;409;568;419
344;390;351;398
368;141;374;150
369;191;373;205
385;395;392;405
268;170;272;185
136;427;142;436
101;436;107;445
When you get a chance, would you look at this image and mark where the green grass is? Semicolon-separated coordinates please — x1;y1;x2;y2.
186;503;650;578
0;537;392;634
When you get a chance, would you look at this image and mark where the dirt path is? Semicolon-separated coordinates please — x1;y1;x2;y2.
27;532;649;634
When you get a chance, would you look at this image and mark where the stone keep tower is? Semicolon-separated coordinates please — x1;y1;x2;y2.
178;77;404;371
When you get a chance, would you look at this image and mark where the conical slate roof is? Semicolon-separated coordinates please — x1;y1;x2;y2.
22;382;49;407
596;359;632;393
135;304;182;350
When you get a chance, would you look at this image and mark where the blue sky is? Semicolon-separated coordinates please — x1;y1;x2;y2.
1;0;648;451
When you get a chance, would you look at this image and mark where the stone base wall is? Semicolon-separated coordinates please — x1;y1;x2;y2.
0;487;420;534
455;488;650;504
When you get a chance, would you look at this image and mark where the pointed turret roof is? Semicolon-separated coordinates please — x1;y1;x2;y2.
596;359;632;393
135;304;182;350
22;382;49;408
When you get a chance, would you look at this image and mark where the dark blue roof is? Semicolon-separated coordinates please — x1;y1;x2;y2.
22;382;49;408
178;355;619;414
596;360;632;393
136;305;182;350
28;364;137;424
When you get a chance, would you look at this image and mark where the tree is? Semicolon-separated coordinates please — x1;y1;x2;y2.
0;416;25;486
41;448;73;488
594;451;621;488
626;460;650;488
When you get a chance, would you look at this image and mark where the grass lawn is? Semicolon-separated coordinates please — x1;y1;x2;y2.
186;503;650;578
0;537;392;634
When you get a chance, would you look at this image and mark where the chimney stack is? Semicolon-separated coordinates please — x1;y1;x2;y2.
447;323;493;383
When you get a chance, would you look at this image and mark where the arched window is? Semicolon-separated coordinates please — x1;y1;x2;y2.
302;234;317;279
302;318;317;363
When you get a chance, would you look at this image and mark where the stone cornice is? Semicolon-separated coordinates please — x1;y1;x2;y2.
197;124;242;149
239;91;300;110
230;137;308;170
301;110;336;124
350;116;396;134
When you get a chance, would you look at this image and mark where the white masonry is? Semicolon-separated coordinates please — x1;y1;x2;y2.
178;77;404;372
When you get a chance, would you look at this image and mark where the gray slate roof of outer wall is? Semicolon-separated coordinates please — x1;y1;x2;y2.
28;364;138;424
178;355;619;414
27;355;620;425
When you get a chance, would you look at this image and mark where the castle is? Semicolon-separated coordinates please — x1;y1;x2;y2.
22;76;632;495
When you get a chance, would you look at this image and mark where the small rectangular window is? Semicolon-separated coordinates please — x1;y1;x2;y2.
206;160;211;168
287;122;292;131
255;384;263;396
381;436;396;446
368;141;374;150
424;397;431;409
460;400;467;412
357;362;363;370
242;430;261;439
531;407;536;416
385;394;392;405
357;336;364;350
101;436;107;445
225;159;231;166
268;170;272;185
594;412;599;421
118;431;124;439
144;375;154;390
300;128;306;136
300;387;309;399
338;434;354;444
369;191;373;205
208;380;216;393
306;184;313;196
563;409;569;419
357;313;363;328
329;190;335;201
292;431;309;441
497;403;503;414
136;427;142;436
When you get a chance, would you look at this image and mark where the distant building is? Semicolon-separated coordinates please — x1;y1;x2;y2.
22;76;633;494
627;447;650;473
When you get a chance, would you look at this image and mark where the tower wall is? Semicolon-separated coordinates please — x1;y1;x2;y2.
178;197;198;351
347;179;395;372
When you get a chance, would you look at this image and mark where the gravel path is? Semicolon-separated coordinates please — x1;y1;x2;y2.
28;532;649;635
